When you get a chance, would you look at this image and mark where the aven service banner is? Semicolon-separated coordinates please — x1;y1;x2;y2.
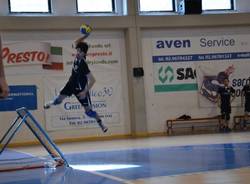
152;34;250;106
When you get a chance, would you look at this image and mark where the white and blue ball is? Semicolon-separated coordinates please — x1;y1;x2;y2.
80;24;92;35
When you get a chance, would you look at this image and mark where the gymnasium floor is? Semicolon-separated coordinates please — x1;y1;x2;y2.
0;132;250;184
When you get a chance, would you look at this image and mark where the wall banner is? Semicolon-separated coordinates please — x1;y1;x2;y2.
44;39;124;131
44;75;121;131
2;42;64;76
0;85;37;111
152;34;250;97
196;61;250;107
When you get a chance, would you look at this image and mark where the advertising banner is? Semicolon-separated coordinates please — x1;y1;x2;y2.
0;85;37;111
197;61;250;107
2;42;64;75
44;74;121;130
44;38;124;130
151;34;250;107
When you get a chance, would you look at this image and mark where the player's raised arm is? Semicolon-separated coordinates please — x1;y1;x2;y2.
74;34;90;46
74;24;93;46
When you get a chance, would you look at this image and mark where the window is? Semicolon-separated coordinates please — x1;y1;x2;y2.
9;0;51;13
139;0;174;12
202;0;234;11
77;0;115;13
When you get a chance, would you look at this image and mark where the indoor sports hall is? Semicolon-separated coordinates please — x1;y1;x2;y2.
0;0;250;184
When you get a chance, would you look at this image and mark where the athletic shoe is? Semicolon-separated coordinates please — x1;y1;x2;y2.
102;126;108;133
97;119;108;133
44;101;53;109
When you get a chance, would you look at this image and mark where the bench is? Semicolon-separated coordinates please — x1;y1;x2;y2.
233;115;250;130
166;116;222;135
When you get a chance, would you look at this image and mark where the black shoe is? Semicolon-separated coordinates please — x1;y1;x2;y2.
44;100;54;109
97;119;108;133
102;126;108;133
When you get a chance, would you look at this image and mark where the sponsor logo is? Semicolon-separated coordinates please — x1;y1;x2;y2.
200;37;235;48
156;39;191;49
232;77;250;97
155;65;197;92
64;101;107;111
2;47;49;64
158;66;174;83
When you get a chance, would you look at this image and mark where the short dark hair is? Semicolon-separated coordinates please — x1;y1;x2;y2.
76;42;89;53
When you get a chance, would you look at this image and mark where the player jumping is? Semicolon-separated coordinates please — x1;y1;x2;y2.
44;27;108;133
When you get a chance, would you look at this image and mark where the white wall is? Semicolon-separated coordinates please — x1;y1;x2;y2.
1;0;250;144
236;0;250;12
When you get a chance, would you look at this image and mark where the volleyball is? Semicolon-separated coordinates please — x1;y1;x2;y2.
80;24;92;35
